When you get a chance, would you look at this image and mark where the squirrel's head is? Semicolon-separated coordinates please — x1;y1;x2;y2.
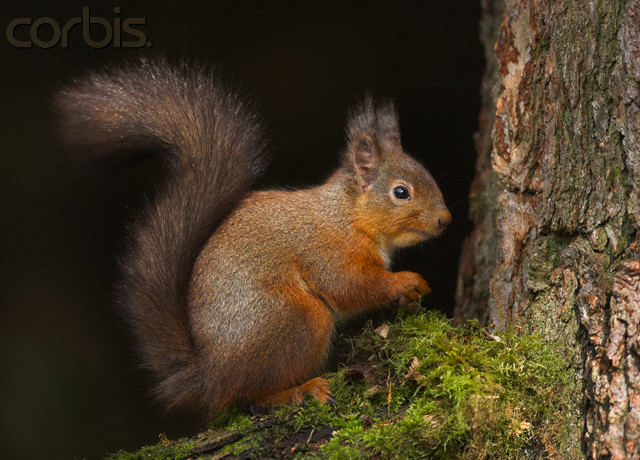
342;97;451;257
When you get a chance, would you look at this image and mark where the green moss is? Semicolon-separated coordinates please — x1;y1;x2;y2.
209;406;253;431
105;434;194;460
324;311;575;459
108;310;575;459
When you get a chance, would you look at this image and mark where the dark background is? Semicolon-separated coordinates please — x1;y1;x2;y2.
1;2;483;458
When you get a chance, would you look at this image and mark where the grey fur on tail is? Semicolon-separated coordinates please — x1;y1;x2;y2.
56;57;267;411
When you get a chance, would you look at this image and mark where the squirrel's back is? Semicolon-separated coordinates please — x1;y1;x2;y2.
57;58;267;411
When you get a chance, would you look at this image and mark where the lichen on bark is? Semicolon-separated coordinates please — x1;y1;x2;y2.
456;0;640;457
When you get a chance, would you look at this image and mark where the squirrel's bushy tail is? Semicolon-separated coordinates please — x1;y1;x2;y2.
57;57;267;411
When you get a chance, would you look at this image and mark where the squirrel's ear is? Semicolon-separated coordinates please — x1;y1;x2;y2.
345;97;381;191
352;137;377;190
343;97;403;191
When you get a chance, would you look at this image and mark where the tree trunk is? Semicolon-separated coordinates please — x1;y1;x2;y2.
456;0;640;458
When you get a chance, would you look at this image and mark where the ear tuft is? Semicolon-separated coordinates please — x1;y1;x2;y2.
374;99;401;148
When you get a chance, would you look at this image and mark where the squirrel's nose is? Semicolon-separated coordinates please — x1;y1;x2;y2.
437;210;451;230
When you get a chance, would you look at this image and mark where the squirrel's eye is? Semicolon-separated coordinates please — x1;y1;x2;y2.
393;185;411;200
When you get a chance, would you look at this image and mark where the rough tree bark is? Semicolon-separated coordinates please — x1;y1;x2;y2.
456;0;640;458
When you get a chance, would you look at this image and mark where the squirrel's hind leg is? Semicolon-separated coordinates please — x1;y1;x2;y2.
243;284;335;411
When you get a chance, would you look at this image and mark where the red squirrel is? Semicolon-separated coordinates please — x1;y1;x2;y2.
57;58;451;416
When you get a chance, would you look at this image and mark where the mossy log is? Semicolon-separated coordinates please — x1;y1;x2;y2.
107;311;576;459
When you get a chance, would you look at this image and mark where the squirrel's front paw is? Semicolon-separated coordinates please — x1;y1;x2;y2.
394;272;431;311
